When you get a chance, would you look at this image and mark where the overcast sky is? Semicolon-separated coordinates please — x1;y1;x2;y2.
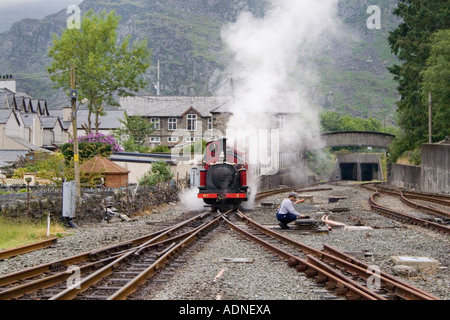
0;0;83;32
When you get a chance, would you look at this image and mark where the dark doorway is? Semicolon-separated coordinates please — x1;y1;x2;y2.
361;163;379;181
340;163;357;180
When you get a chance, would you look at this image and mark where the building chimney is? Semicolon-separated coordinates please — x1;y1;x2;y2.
63;105;72;122
0;75;16;93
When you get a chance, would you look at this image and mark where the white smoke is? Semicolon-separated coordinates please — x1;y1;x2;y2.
218;0;341;197
179;187;206;211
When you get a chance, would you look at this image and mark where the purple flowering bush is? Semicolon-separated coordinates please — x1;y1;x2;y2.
69;132;124;152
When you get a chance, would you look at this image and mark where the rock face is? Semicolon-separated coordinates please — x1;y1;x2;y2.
0;0;400;120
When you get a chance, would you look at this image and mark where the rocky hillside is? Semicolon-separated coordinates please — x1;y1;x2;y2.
0;0;400;122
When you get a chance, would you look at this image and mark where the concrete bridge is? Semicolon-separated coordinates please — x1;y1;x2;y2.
315;131;395;182
320;131;395;149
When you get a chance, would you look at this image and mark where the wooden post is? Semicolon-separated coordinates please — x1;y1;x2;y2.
428;91;432;144
70;62;81;197
25;177;31;212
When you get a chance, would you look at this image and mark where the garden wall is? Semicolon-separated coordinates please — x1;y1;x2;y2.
0;183;179;225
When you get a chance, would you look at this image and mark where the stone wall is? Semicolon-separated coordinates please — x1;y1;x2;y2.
0;184;179;225
388;163;422;190
388;143;449;194
258;167;316;191
421;144;449;194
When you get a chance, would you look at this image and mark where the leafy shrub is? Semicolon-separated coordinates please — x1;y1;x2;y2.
138;161;173;186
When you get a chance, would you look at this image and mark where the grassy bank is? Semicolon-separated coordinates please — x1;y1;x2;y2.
0;217;65;250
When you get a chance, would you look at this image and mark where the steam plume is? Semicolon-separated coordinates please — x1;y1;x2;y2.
219;0;340;199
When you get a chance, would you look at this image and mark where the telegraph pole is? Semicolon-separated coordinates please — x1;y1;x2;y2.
428;91;432;144
70;61;81;197
156;59;161;96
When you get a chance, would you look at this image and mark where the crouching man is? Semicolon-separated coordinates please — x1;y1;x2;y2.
276;192;306;229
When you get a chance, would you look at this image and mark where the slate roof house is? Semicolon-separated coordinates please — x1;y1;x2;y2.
51;107;124;139
118;92;306;178
0;78;124;168
0;84;59;166
119;95;232;148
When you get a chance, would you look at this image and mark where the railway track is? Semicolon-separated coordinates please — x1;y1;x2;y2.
1;182;446;301
367;184;450;217
254;184;332;201
372;184;450;207
362;184;450;235
0;211;223;300
0;237;58;261
223;210;439;300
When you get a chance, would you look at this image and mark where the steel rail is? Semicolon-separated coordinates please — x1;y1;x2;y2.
363;183;450;207
229;210;439;300
0;254;124;300
369;192;450;235
254;184;331;201
0;211;210;293
0;237;58;261
0;224;203;301
401;193;450;207
398;191;450;219
0;226;173;288
322;244;440;300
223;214;380;300
49;212;224;300
108;214;224;300
365;184;450;218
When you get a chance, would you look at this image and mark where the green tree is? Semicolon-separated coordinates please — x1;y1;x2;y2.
320;111;395;134
387;0;449;160
13;152;71;185
319;111;341;132
48;10;151;133
114;111;154;152
421;29;450;143
138;161;174;186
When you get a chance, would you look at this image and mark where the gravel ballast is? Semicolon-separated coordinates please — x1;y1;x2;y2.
0;183;448;300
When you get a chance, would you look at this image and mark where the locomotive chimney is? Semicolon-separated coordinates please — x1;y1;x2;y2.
222;137;227;163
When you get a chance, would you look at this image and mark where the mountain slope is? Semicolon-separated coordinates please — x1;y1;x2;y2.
0;0;400;122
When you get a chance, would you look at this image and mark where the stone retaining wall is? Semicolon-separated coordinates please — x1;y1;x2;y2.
388;143;449;194
0;184;179;225
388;163;422;190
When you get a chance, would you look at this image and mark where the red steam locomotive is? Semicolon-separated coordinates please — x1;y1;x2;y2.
198;138;249;211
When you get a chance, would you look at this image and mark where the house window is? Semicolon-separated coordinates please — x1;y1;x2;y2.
185;137;201;142
187;114;197;131
168;118;177;131
150;118;160;130
150;137;161;143
276;114;285;129
208;118;213;130
167;136;179;143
